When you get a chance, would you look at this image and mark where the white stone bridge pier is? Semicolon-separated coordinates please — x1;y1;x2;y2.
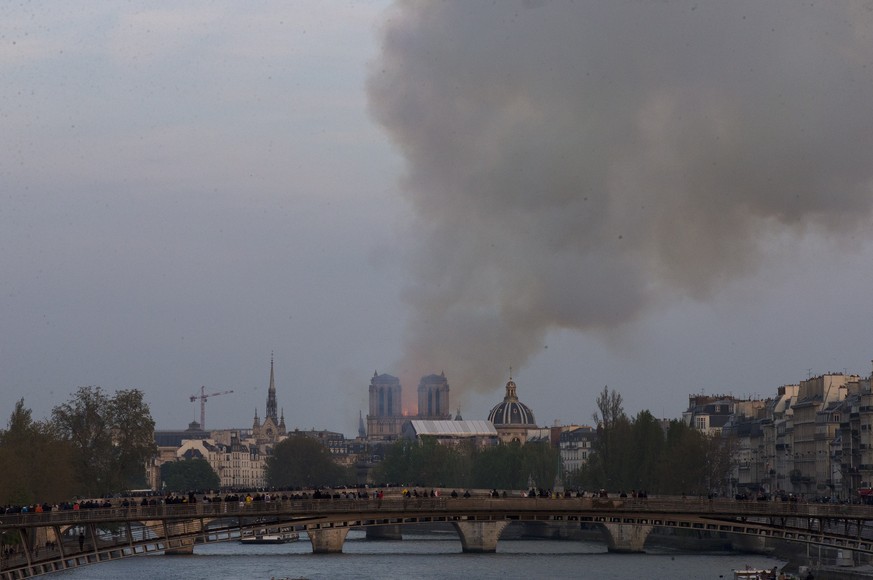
597;520;654;553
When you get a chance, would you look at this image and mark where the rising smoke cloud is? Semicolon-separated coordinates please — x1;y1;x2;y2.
367;1;873;397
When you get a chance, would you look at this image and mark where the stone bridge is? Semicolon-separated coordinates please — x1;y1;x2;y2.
2;496;873;579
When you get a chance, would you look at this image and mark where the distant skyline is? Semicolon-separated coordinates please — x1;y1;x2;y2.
3;2;873;436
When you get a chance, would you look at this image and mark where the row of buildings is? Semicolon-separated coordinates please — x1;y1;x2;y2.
151;356;873;500
150;360;590;490
686;363;873;499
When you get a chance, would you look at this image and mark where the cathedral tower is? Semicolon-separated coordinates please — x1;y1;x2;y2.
417;371;451;419
366;371;405;440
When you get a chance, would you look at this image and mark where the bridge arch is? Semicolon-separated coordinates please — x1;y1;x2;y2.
4;496;873;577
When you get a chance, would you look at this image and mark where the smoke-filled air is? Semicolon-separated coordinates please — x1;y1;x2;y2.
367;1;873;396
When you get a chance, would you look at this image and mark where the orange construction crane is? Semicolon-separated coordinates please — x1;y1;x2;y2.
189;386;234;430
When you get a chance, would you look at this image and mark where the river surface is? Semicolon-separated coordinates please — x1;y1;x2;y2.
52;531;786;580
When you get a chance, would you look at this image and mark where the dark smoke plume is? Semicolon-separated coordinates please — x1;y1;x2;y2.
367;1;873;398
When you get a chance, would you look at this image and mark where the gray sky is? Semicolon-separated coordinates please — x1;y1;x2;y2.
3;1;873;436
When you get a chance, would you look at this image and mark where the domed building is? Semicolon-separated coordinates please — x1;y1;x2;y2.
488;374;537;444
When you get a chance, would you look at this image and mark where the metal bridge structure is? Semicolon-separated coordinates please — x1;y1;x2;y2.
3;496;873;579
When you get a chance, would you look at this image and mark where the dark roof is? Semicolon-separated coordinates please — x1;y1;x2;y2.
488;378;537;427
155;428;209;447
708;414;732;428
488;399;536;427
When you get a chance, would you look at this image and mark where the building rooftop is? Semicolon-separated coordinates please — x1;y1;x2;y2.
408;420;497;437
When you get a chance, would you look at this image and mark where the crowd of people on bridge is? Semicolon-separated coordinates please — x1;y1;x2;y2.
11;485;811;527
2;498;112;516
2;486;662;519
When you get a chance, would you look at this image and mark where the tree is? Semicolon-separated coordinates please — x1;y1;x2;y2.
523;441;562;490
373;439;418;485
266;435;350;488
52;386;156;496
577;388;737;496
583;386;633;491
375;439;473;488
161;458;220;492
0;399;77;504
658;420;709;495
602;415;634;491
703;431;736;497
52;387;113;495
471;442;527;489
629;410;665;491
110;389;157;488
410;439;470;487
592;385;625;429
375;438;564;491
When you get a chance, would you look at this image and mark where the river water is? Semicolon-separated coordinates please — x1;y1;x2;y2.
51;530;786;580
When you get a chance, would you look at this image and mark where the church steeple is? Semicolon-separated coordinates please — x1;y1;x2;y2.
266;353;278;422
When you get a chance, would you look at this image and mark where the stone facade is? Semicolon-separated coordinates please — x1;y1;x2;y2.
177;432;266;489
417;372;452;419
696;369;872;499
366;372;405;441
682;395;737;436
558;425;597;474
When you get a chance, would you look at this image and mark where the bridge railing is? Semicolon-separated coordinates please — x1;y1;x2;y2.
4;496;873;530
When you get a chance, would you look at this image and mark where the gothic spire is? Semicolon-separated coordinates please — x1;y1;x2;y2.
266;353;278;422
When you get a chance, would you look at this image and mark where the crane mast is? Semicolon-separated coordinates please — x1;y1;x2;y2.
189;386;234;430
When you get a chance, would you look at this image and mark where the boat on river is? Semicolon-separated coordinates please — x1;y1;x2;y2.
732;567;793;580
239;531;299;544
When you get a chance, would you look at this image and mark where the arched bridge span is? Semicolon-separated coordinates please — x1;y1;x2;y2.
2;497;872;578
